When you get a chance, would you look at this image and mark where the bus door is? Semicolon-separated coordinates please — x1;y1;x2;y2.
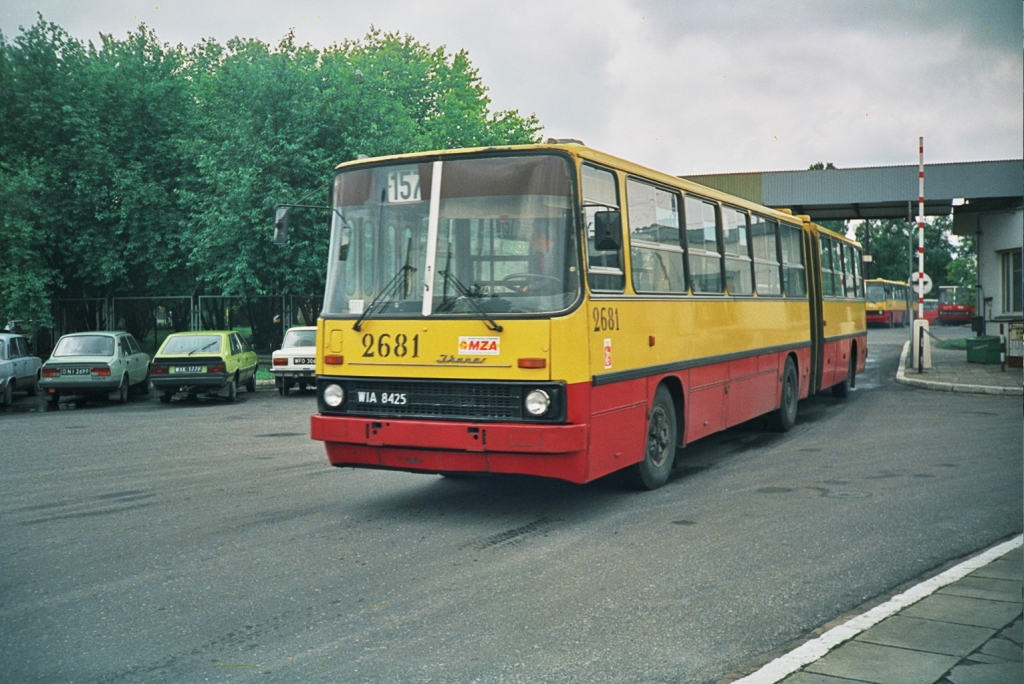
804;228;825;394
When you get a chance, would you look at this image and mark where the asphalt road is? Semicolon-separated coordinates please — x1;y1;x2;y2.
1;327;1020;684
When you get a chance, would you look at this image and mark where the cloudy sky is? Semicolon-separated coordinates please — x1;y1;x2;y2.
2;0;1020;175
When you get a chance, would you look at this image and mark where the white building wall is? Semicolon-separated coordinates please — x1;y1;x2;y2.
952;206;1024;333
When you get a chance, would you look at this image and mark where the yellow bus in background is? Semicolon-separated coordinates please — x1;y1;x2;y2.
864;278;912;327
310;143;867;489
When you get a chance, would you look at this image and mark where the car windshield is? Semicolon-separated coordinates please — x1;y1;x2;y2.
283;330;316;348
323;153;580;319
53;335;115;357
866;283;886;303
162;335;222;354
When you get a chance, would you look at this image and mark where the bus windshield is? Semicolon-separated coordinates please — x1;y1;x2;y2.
323;154;580;318
866;282;886;303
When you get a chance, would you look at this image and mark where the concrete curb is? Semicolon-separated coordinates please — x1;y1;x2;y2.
895;341;1023;396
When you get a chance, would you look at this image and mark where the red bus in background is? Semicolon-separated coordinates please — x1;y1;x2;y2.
917;299;939;324
937;286;974;325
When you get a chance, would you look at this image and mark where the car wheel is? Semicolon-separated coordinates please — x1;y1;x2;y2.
622;385;677;491
2;382;12;407
246;374;256;393
139;370;151;395
116;375;129;404
159;391;173;404
226;378;237;402
26;374;38;396
768;357;799;432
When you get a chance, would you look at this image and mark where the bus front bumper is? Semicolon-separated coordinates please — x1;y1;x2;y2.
310;414;590;481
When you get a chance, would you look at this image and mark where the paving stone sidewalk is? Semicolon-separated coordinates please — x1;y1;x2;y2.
781;545;1023;684
896;340;1023;396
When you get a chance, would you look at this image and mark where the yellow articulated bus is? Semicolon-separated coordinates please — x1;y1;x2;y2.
864;278;912;327
310;143;866;489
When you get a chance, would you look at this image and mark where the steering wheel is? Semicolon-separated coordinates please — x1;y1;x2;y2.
500;273;562;295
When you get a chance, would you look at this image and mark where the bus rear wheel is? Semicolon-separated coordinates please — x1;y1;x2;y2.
832;351;855;398
623;385;677;490
768;357;799;432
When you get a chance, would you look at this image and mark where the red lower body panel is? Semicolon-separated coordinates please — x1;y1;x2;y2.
311;344;841;484
312;414;592;482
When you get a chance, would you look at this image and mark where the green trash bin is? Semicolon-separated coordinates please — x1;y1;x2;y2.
965;335;1001;364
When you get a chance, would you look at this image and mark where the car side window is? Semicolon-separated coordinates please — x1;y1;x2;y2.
119;337;131;357
127;335;142;354
238;336;252;354
229;335;241;356
11;337;24;358
0;340;6;360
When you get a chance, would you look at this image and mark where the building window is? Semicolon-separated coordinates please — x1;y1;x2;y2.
1002;249;1023;314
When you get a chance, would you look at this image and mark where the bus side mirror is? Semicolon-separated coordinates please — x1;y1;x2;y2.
594;210;622;251
273;207;289;244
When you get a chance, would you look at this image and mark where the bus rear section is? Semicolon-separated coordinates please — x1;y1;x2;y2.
937;286;975;325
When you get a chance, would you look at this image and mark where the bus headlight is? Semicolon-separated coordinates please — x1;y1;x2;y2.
323;384;345;407
524;389;551;417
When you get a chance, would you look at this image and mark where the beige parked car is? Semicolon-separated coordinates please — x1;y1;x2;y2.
40;331;150;406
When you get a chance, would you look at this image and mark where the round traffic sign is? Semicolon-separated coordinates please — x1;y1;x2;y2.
910;272;933;295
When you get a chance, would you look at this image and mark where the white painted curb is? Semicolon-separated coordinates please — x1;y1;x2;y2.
733;535;1024;684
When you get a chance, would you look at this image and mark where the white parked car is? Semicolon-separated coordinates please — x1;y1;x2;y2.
0;332;42;406
271;327;317;396
39;331;150;406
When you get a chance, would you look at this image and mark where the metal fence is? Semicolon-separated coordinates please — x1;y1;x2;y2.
51;295;323;355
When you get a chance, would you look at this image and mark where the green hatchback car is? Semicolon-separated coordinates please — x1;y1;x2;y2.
150;331;258;403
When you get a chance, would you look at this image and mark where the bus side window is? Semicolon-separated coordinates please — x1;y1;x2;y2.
751;215;781;296
582;164;624;292
819;236;835;297
684;195;724;294
780;223;806;296
830;239;844;296
843;245;860;298
626;178;686;294
722;206;752;295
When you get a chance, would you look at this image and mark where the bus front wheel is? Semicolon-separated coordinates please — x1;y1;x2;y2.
623;385;677;490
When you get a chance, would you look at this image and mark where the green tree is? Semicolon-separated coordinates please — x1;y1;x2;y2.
856;216;956;286
945;235;977;301
1;19;541;346
180;29;540;348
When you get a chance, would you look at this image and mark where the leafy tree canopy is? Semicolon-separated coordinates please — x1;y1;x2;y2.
0;18;541;340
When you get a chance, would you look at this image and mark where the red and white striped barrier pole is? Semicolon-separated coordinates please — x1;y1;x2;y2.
917;137;925;320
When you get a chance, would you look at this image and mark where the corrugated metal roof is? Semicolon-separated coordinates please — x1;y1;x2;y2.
682;160;1022;220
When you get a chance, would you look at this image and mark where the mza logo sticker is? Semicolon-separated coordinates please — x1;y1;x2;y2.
458;336;500;356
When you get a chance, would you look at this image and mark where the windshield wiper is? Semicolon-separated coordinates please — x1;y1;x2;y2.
188;340;221;355
438;270;503;332
352;264;418;332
